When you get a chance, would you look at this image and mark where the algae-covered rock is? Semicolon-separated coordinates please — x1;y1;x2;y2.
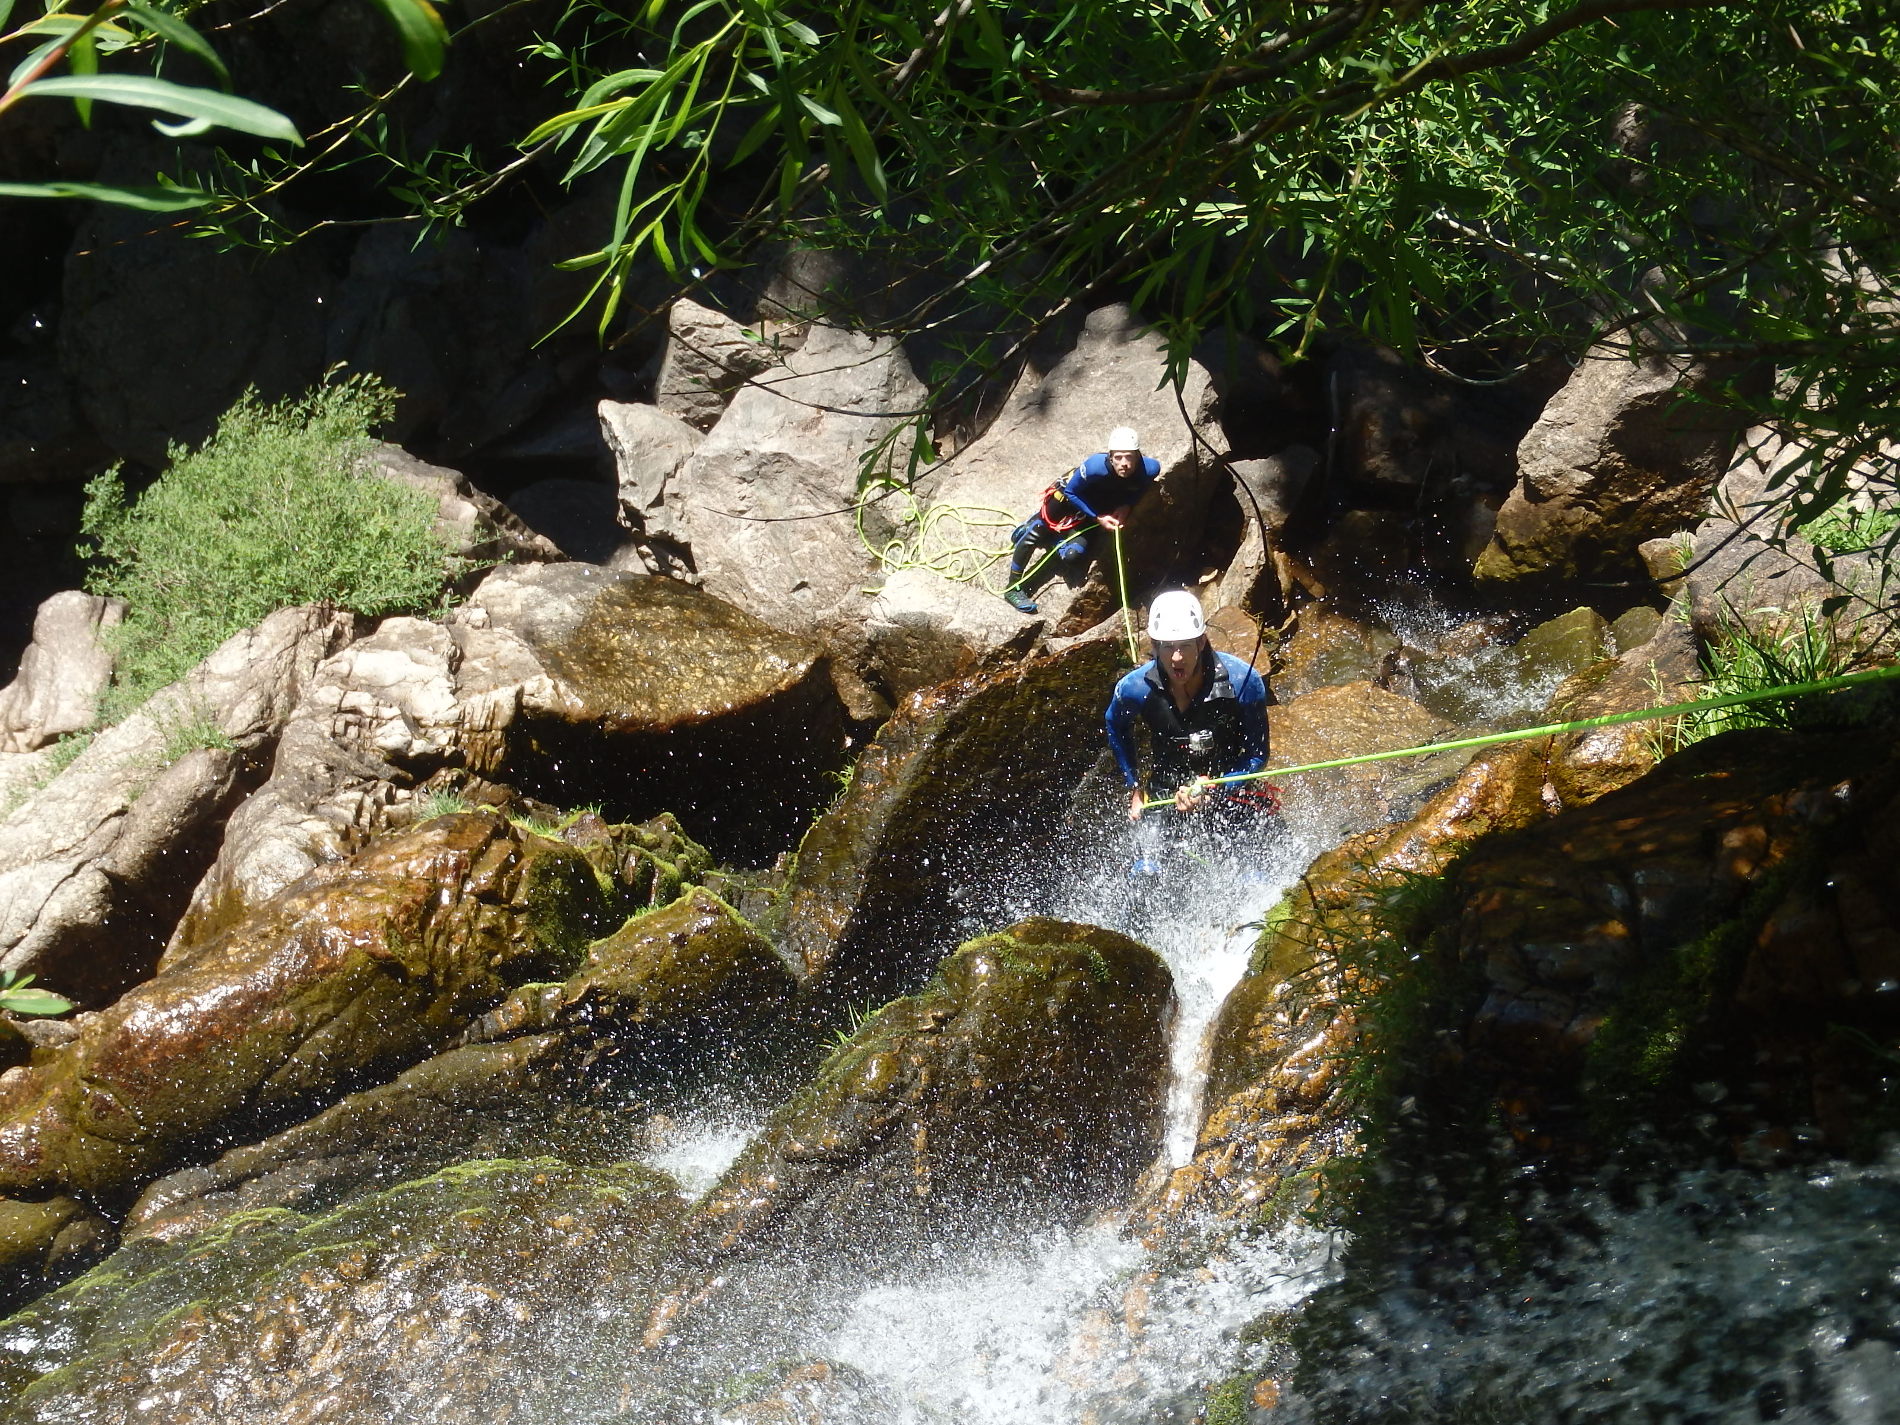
121;884;790;1253
0;813;608;1228
0;1157;685;1424
558;886;796;1067
774;638;1129;999
647;918;1172;1340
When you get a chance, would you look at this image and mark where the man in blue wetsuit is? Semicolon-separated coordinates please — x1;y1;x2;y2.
1003;427;1160;614
1105;591;1280;874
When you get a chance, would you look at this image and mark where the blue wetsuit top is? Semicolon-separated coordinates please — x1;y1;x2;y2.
1105;649;1269;791
1056;452;1161;519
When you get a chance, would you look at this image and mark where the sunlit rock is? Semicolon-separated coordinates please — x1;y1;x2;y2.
1474;342;1752;589
772;637;1127;999
903;304;1222;642
1272;606;1400;698
645;917;1172;1344
0;811;612;1297
172;564;843;950
0;604;353;1005
0;1157;685;1423
122;883;784;1249
0;591;122;755
655;296;782;431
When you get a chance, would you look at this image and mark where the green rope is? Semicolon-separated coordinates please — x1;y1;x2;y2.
1112;524;1139;665
1139;662;1900;810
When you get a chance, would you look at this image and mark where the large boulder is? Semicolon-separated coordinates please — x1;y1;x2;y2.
1267;681;1464;822
666;322;929;643
171;565;844;949
1474;343;1751;589
654;296;782;430
122;883;789;1247
772;637;1128;1000
895;305;1224;647
0;605;353;1004
645;917;1172;1341
0;1157;687;1424
0;812;613;1216
0;591;121;755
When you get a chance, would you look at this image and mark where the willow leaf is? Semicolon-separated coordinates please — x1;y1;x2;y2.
0;178;213;210
123;1;230;88
20;74;302;141
365;0;449;80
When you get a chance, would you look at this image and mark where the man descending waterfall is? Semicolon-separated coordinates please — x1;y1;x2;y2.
1105;590;1279;879
1002;427;1159;614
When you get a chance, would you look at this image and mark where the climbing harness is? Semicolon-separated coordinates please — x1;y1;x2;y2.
1138;662;1900;811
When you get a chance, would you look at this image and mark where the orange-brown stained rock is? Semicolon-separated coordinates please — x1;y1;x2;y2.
0;812;606;1208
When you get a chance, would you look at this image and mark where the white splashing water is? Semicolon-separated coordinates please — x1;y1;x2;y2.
640;1110;761;1198
785;801;1355;1424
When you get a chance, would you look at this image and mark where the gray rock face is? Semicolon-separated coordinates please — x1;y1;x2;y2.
1684;427;1897;647
0;605;353;1004
600;398;704;575
170;565;842;947
1475;344;1750;587
672;322;929;643
0;591;121;754
655;297;782;430
364;443;562;564
853;305;1221;702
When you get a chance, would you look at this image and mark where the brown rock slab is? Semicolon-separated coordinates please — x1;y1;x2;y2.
0;813;609;1213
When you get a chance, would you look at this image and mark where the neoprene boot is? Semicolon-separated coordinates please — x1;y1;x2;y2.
1003;585;1038;613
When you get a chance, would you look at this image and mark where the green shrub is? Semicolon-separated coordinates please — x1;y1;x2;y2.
80;375;466;723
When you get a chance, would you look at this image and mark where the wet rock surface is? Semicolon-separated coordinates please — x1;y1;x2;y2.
0;813;609;1273
172;565;841;944
647;917;1172;1340
0;1157;686;1425
773;637;1128;1000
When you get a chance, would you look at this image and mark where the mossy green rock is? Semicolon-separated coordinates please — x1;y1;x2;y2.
647;918;1172;1339
0;1157;685;1423
561;886;795;1054
0;812;609;1232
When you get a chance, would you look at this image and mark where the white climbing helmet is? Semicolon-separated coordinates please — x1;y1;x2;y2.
1106;426;1140;452
1146;590;1206;642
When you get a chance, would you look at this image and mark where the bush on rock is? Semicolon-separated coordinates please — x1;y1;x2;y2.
78;376;467;721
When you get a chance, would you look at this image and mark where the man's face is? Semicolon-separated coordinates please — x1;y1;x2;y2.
1155;637;1202;686
1108;449;1140;477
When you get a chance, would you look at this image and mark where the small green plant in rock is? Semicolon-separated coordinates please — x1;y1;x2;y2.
1661;604;1879;753
155;702;236;767
79;374;471;724
1797;497;1900;555
0;972;73;1017
414;790;475;822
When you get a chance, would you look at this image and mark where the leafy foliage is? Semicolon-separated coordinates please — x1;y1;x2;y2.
1662;604;1885;751
79;375;463;722
0;0;447;210
0;971;72;1017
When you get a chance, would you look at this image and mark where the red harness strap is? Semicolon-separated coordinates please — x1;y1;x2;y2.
1038;485;1087;533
